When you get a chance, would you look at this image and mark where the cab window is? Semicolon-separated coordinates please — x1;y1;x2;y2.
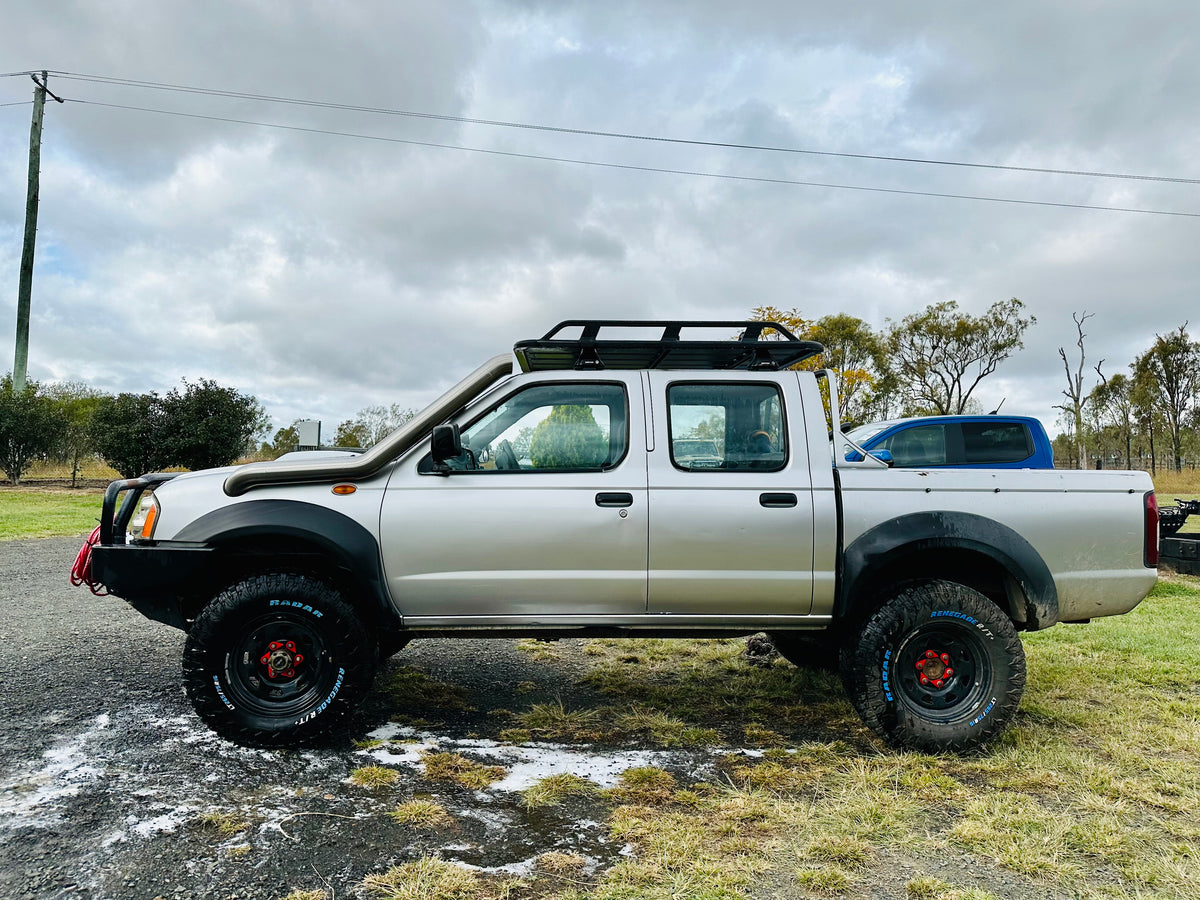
420;382;627;474
667;383;786;471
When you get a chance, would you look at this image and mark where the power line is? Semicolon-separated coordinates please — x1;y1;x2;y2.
49;69;1200;187
69;99;1200;219
0;101;33;107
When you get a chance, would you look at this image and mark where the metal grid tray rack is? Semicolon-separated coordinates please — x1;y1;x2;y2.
514;320;824;372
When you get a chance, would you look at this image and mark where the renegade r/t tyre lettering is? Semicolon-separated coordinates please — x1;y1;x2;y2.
183;573;376;747
840;580;1026;753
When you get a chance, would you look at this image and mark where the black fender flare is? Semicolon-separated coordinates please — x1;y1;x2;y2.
174;499;397;628
839;511;1058;630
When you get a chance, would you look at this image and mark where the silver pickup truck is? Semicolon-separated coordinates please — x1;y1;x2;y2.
80;320;1160;753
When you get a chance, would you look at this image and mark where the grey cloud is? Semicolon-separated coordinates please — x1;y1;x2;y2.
3;2;1199;435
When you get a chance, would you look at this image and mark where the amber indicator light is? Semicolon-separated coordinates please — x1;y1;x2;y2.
331;484;357;495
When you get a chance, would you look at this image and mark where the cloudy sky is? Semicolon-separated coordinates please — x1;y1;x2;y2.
2;1;1198;436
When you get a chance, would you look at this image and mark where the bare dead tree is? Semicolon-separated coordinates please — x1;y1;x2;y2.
1055;311;1096;469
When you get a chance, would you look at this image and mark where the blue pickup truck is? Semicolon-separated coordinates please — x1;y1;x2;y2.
844;415;1055;469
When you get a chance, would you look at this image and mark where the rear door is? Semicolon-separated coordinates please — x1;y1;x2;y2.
646;372;815;616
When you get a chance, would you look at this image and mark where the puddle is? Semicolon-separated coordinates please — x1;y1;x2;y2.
0;713;110;828
357;723;706;790
347;722;737;872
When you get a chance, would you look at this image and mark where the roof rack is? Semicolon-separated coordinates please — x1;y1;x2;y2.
514;320;824;372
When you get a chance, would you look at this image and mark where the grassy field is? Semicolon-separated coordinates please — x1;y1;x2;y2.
0;486;105;541
354;578;1200;900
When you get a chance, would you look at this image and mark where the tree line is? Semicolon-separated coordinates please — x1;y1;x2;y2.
1054;319;1199;474
752;302;1199;472
265;404;419;456
0;375;268;484
751;298;1036;425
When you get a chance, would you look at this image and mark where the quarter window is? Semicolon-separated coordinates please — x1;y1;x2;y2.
667;383;786;471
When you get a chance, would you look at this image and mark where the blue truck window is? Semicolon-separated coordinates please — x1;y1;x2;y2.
961;422;1031;464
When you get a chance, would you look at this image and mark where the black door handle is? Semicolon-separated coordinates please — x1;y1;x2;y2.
759;492;798;508
596;492;634;508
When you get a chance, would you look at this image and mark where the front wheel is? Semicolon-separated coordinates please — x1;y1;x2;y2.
840;581;1025;752
183;573;377;747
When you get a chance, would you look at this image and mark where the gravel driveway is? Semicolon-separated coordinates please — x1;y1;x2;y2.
0;537;727;900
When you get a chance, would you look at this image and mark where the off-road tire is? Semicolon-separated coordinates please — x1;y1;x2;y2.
183;573;376;747
840;580;1025;753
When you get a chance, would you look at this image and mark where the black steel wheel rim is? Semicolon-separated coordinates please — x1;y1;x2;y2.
893;622;990;722
224;612;331;717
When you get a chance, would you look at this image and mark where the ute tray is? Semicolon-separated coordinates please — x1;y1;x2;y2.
514;319;824;372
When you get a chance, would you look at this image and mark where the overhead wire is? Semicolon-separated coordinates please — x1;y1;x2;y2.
46;69;1200;186
68;98;1200;219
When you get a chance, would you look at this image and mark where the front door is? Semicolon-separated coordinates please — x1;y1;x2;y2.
379;375;648;622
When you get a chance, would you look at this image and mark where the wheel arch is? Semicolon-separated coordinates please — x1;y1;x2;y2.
173;499;400;633
839;511;1058;631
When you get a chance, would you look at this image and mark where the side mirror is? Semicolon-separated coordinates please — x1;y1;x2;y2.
869;449;894;467
430;424;463;464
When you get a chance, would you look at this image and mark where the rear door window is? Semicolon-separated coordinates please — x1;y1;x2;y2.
667;383;787;471
961;422;1032;464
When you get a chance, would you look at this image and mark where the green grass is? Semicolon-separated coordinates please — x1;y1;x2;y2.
0;488;103;540
420;751;507;790
389;799;453;828
195;810;251;837
522;773;601;809
349;765;402;790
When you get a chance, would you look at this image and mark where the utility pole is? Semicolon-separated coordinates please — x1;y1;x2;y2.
13;71;62;393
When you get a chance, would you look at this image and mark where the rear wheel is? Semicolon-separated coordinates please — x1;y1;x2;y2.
183;573;376;747
840;581;1025;752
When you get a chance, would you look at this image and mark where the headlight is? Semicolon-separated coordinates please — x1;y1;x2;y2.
129;493;160;540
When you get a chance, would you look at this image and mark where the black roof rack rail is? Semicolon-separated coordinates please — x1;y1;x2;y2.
513;320;824;372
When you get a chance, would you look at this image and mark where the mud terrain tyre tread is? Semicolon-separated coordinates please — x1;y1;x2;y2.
840;580;1025;753
183;573;376;747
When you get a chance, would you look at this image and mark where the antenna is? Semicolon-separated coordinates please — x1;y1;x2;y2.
988;398;1006;415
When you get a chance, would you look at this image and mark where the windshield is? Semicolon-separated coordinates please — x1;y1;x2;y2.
844;422;891;443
